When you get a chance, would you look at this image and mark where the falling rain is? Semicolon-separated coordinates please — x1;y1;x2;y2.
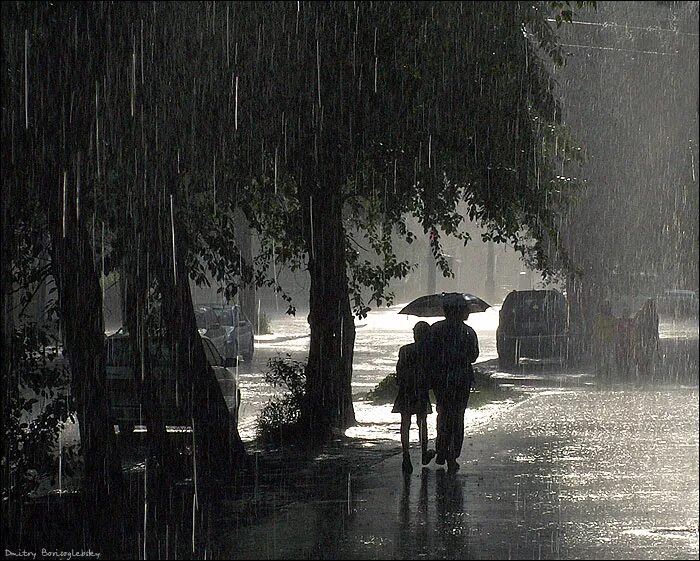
1;2;697;560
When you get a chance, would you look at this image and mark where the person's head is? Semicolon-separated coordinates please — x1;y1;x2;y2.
413;321;430;342
443;304;466;321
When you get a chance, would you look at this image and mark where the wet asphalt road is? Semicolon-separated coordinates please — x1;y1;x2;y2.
219;309;698;560
222;386;699;560
344;389;699;560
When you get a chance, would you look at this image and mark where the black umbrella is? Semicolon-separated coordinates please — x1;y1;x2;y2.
398;292;491;319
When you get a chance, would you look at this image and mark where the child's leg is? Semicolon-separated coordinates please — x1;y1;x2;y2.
418;414;436;465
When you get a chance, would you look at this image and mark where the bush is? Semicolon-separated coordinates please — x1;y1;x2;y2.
365;373;399;404
255;354;306;446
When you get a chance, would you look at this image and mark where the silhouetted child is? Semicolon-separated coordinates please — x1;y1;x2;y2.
393;321;435;473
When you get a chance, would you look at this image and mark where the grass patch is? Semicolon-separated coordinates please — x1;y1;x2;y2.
364;367;515;409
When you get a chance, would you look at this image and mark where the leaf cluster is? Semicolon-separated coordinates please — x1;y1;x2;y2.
255;354;308;445
3;322;74;500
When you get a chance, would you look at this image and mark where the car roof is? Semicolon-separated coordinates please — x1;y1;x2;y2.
106;328;129;339
506;289;564;299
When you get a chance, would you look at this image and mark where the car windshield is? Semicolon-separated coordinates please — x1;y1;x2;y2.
106;337;172;367
214;307;235;326
195;310;208;329
510;293;564;320
107;334;224;368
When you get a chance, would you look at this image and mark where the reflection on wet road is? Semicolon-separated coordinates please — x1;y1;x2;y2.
219;309;698;560
345;390;698;560
225;388;698;560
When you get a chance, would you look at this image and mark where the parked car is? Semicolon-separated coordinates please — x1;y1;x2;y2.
496;289;570;367
195;306;227;356
199;303;255;362
656;289;699;318
104;330;240;434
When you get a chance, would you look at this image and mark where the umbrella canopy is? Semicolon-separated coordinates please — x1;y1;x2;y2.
398;292;491;319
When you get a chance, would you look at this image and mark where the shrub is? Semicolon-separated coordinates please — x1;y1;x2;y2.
365;373;399;404
365;366;509;408
255;354;306;446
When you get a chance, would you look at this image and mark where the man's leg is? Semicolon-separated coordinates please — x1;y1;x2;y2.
400;414;412;473
435;406;447;465
445;403;466;472
448;382;470;468
452;407;466;457
440;406;456;465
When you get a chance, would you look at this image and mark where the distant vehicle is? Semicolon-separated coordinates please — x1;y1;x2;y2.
198;303;255;362
496;289;570;367
656;289;699;318
194;306;228;357
105;330;240;435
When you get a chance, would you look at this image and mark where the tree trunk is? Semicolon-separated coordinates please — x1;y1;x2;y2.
122;252;170;445
152;201;247;557
1;181;16;538
121;255;177;559
426;243;437;294
233;209;257;327
300;187;356;444
154;202;246;477
485;241;496;303
49;216;123;553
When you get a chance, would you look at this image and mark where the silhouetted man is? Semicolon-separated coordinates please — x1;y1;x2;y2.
424;303;479;472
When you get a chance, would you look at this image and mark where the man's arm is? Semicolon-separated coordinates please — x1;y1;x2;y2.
467;326;479;364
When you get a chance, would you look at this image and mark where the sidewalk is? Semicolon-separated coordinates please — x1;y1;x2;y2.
216;381;699;560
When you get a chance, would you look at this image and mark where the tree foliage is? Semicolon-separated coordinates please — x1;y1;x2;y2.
207;1;585;317
2;0;590;487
